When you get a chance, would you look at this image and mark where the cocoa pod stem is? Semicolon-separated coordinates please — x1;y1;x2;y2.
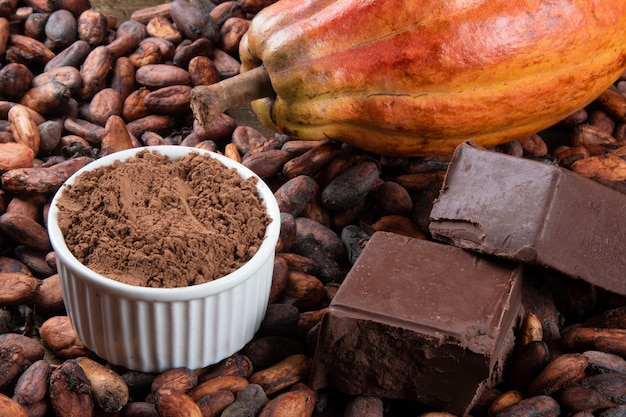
191;65;274;125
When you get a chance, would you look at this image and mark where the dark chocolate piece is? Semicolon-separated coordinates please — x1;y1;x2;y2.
429;142;626;296
310;231;523;416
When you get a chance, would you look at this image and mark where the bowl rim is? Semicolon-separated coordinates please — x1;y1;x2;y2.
47;145;281;301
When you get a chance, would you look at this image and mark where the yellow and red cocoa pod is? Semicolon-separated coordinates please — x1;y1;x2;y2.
242;149;291;178
126;115;175;138
282;270;325;309
0;212;51;251
192;113;237;141
281;140;342;179
249;354;312;396
221;383;269;417
87;88;122;125
64;118;104;144
77;9;108;46
20;81;72;115
0;393;28;417
44;39;90;72
554;373;626;412
0;334;45;362
8;104;41;155
596;88;626;122
571;154;626;181
154;388;203;417
219;17;250;56
493;395;560;417
135;64;191;89
150;367;197;394
79;45;113;99
32;66;82;92
34;273;64;314
146;16;182;44
130;36;176;66
44;9;77;50
13;359;51;405
143;85;192;115
198;353;254;383
123;88;151;122
49;359;94;417
100;114;134;156
39;315;92;359
75;357;129;413
188;376;249;402
268;255;289;304
520;312;544;347
0;272;41;305
196;390;235;417
130;2;171;24
0;62;34;99
0;142;34;172
173;38;213;69
370;214;426;240
488;390;524;417
507;340;551;392
528;353;588;396
375;180;413;215
7;34;55;64
188;56;220;87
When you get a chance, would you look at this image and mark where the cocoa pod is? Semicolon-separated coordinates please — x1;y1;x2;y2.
243;149;292;178
188;55;220;87
571;155;626;181
146;15;181;44
493;395;560;417
33;273;64;314
0;142;34;172
143;84;192;114
282;140;342;179
150;366;197;394
39;315;92;358
169;0;218;43
45;9;77;50
554;373;626;412
79;45;113;99
488;390;524;417
221;383;269;417
507;340;550;392
13;359;51;405
188;375;249;402
49;359;94;417
0;272;41;305
198;353;254;383
0;62;34;99
100;114;134;156
241;336;306;371
583;350;626;375
172;37;212;68
196;390;236;417
75;356;129;413
0;393;28;417
596;88;626;122
135;64;191;88
282;270;325;309
8;103;41;155
44;40;91;71
0;333;45;362
87;88;122;125
7;34;55;64
0;212;52;251
249;354;312;395
528;353;588;396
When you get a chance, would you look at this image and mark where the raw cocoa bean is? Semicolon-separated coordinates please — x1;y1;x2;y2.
488;390;524;417
135;64;191;88
278;253;318;276
14;246;55;277
571;124;619;148
39;315;92;358
76;356;129;413
269;255;289;304
77;8;108;46
196;390;236;417
79;45;113;99
0;272;41;305
242;149;292;178
172;37;212;68
7;34;55;64
123;88;151;121
231;126;269;154
241;336;306;371
0;212;51;251
49;359;94;417
169;0;218;43
87;88;122;125
0;142;34;172
64;118;104;144
330;193;374;230
211;48;241;78
221;383;269;417
0;333;45;362
141;131;170;146
192;112;237;141
108;31;143;60
249;354;312;396
528;353;588;396
126;115;175;138
21;81;72;116
494;395;559;417
571;155;626;181
0;393;28;417
13;359;51;405
51;0;90;17
44;40;90;71
596;88;626;122
8;103;41;155
129;3;171;24
144;84;192;115
24;13;48;41
583;350;626;375
129;36;175;66
150;366;197;394
242;0;277;14
588;109;616;134
293;216;345;262
507;340;550;392
198;353;254;383
395;172;445;191
33;273;64;314
281;270;325;309
258;303;300;337
188;375;249;402
292;308;327;340
146;15;181;44
0;62;34;99
282;140;342;179
343;396;384;417
375;180;413;214
554;373;626;412
188;55;220;87
219;17;250;56
45;9;77;50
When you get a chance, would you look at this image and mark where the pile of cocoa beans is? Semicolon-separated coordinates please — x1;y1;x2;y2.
1;0;626;415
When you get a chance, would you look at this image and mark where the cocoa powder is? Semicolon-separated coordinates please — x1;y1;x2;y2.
55;149;270;288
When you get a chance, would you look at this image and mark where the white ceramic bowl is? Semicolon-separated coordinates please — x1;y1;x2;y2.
47;146;281;373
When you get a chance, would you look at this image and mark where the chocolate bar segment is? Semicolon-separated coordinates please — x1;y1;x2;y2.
429;142;626;296
310;231;523;416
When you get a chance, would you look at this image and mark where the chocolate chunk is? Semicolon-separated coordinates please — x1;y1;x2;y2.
310;231;523;416
429;142;626;296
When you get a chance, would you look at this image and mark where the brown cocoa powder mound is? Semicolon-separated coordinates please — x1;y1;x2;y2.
55;149;271;288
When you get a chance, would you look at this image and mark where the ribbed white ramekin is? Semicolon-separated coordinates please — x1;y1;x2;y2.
47;146;280;373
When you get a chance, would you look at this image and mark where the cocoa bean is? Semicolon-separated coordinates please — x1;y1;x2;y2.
150;366;197;394
258;303;300;337
281;270;325;309
507;340;550;392
0;212;51;251
0;62;34;99
172;37;212;68
49;359;94;417
188;375;249;402
494;395;559;417
8;103;41;155
136;64;191;88
269;254;289;304
7;34;55;64
33;273;64;314
79;45;113;99
39;315;92;358
0;333;45;362
44;39;90;71
211;48;242;77
0;272;41;305
242;149;292;178
192;112;237;141
219;17;250;56
129;3;171;24
100;114;134;156
278;253;318;276
554;373;626;412
241;336;306;371
144;84;192;114
188;55;220;87
571;155;626;181
344;396;384;417
0;393;28;417
282;140;342;179
146;16;182;44
169;0;218;43
126;115;175;138
13;359;51;405
249;354;312;396
528;353;588;396
596;88;626;122
123;88;151;122
129;36;176;66
583;350;626;375
87;88;122;125
76;356;129;413
198;353;254;383
0;142;34;172
196;390;236;417
77;9;108;46
221;383;269;417
45;9;77;50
